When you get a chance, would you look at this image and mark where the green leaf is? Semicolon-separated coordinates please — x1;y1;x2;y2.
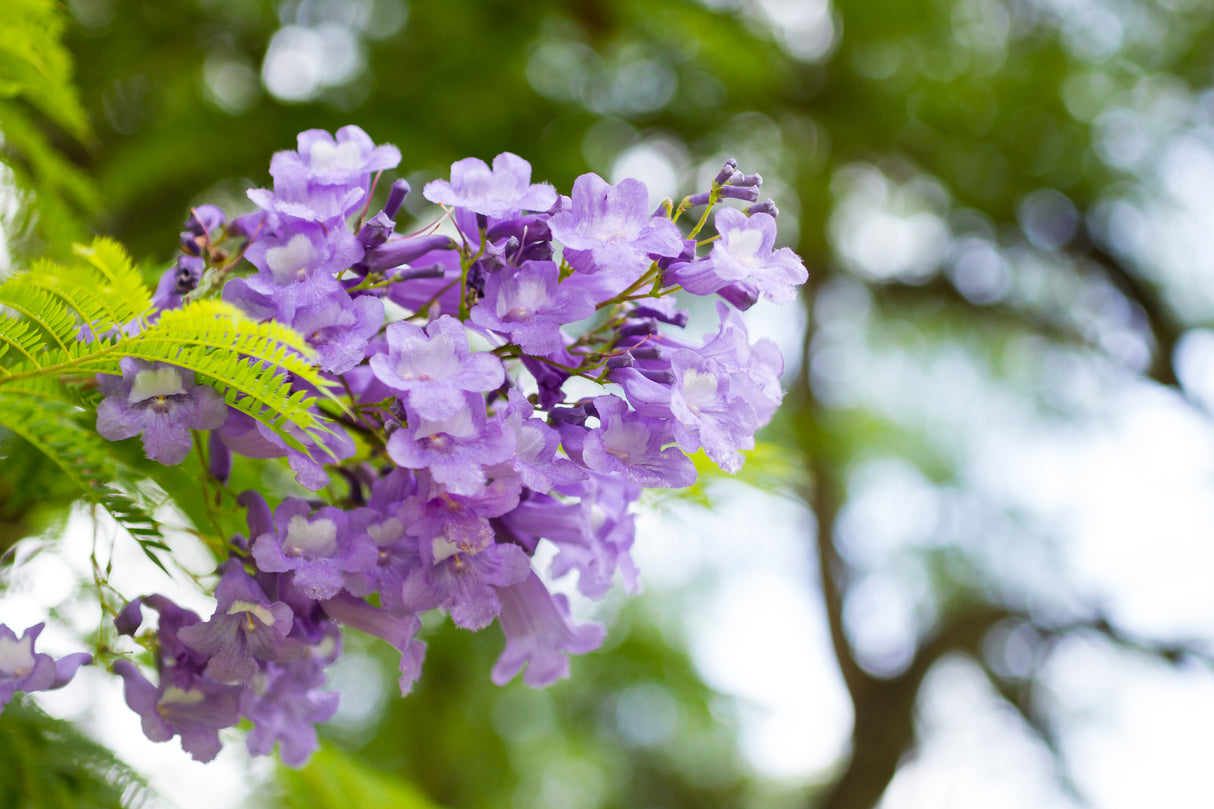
0;389;167;568
0;0;94;257
0;700;149;809
0;238;339;452
0;0;89;138
277;745;447;809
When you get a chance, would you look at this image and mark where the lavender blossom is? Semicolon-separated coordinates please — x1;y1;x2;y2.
491;572;605;687
579;395;696;488
370;316;505;421
667;208;807;304
0;623;90;710
469;260;597;355
290;292;384;375
547;173;683;282
423;152;557;219
244;655;340;766
251;500;377;600
96;359;227;465
272;126;401;192
386;393;516;495
176;561;303;685
113;661;242;763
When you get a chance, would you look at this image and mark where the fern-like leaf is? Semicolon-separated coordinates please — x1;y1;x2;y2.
0;391;168;570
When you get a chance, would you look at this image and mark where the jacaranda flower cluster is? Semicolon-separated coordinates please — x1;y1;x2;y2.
2;126;806;765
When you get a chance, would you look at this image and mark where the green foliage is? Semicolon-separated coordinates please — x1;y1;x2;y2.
277;745;446;809
0;236;336;560
0;700;148;809
0;0;95;257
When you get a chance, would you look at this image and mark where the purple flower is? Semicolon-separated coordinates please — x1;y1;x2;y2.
423;152;557;219
469;260;597;355
667;208;806;304
369;316;505;421
272;126;401;191
180;204;226;256
694;303;786;428
244;655;340;767
504;472;641;599
386;394;516;495
290;292;384;374
491;572;605;687
403;476;522;563
614;349;758;474
251;500;377;600
243;222;363;288
250;126;400;225
489;391;585;492
579;395;696;489
547;173;683;280
0;623;90;710
321;593;427;695
96;359;227;465
113;661;242;763
176;561;303;685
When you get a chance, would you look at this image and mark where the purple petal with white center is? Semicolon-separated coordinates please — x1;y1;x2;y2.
0;623;57;708
548;173;683;278
96;360;227;466
113;661;242;763
470;260;596;355
423;152;557;219
252;501;377;600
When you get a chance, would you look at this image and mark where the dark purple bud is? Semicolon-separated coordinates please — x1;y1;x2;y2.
466;262;487;295
114;598;144;636
237;490;274;541
384;179;411;220
172;255;204;295
486;215;552;244
229;211;267;240
732;172;763;188
389;263;447;282
606;353;634;369
207;431;231;484
518;239;553;263
358;211;397;250
685;192;712;207
747;199;779;218
522;356;570;410
718;280;760;310
632;304;689;328
718;185;761;203
636;368;675;385
617;321;658;339
180;205;226;255
366;234;455;273
186;205;226;234
629;345;662;360
548;404;592;427
478;236;520;274
713;158;739;186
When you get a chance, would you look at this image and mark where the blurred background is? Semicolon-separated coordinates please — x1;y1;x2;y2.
3;0;1214;807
